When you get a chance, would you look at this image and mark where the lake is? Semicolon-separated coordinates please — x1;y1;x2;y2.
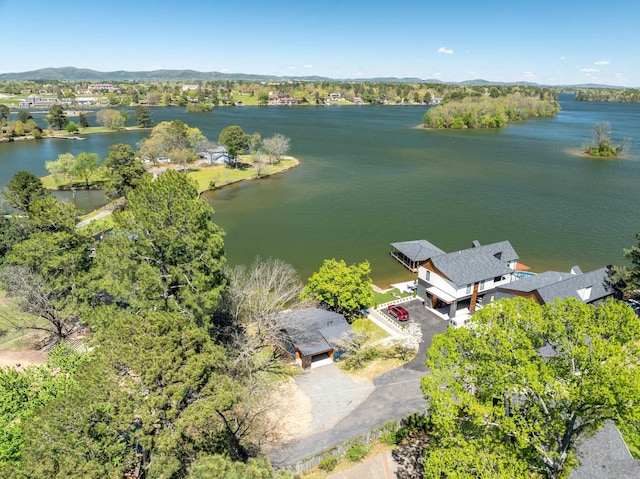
1;95;639;286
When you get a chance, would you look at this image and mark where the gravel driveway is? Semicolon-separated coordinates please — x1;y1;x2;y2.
293;363;374;433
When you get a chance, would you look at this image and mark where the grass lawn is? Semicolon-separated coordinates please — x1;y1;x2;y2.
351;317;389;342
186;156;299;193
0;291;47;351
231;93;263;106
372;288;413;307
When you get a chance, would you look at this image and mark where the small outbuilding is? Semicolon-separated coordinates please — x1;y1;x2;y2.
282;308;352;369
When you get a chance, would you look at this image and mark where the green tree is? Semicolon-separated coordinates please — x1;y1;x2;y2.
137;120;206;167
302;259;373;321
73;152;101;188
584;122;625;157
17;109;32;123
45;152;76;187
102;143;150;199
0;104;9;126
134;105;153;127
187;454;284;479
65;121;78;133
0;345;89;474
88;170;227;327
45;103;68;130
78;112;89;128
1;197;92;341
422;297;640;479
21;310;241;478
219;125;248;165
2;170;50;212
96;108;126;130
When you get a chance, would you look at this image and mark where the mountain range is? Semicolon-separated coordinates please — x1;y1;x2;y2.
0;67;627;89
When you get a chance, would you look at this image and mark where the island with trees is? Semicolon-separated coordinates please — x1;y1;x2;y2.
583;122;626;158
423;87;560;129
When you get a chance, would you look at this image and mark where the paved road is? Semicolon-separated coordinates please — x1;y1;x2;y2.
270;301;448;469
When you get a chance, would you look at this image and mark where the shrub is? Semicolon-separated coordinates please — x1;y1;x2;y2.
344;441;371;462
318;456;338;472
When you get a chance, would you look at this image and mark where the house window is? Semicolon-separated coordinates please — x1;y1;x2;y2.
494;276;502;282
479;280;486;291
466;284;472;294
425;270;430;281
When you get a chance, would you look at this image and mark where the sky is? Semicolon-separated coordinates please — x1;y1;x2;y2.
1;0;639;87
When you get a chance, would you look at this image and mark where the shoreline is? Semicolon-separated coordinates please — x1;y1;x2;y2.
56;156;301;226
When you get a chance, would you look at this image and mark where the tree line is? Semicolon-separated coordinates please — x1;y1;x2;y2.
575;88;640;103
423;91;560;129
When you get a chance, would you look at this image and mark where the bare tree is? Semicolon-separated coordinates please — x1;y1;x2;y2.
262;133;290;165
0;265;81;341
252;150;266;177
225;256;305;377
217;257;306;454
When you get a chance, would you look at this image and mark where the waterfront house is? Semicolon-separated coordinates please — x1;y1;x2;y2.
412;239;520;319
281;308;351;369
495;265;615;306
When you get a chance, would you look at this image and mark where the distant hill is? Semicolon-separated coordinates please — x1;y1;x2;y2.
0;67;629;89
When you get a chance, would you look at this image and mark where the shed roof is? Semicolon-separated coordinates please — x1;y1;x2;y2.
391;239;445;262
283;308;351;357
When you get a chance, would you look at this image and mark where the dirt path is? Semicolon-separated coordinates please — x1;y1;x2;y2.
0;348;47;369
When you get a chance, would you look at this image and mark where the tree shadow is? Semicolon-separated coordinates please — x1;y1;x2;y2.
391;431;429;479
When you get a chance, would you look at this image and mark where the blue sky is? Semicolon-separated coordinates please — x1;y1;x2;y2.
1;0;639;86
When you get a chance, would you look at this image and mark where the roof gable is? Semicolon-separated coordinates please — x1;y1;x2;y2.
431;240;518;286
537;267;613;304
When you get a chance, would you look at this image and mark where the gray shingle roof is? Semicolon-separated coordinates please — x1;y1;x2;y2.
536;267;613;304
282;308;351;357
572;421;640;479
501;271;575;293
391;239;445;262
431;240;518;286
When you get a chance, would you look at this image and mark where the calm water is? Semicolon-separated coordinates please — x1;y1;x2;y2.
1;95;639;285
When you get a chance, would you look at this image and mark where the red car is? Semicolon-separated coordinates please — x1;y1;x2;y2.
387;304;409;321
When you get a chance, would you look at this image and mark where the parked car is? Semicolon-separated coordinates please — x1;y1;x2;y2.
626;299;640;315
387;304;409;321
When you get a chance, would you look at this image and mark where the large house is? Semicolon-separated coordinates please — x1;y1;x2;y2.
404;239;521;320
495;265;615;306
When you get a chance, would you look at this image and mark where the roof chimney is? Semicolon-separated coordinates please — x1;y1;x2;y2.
472;240;481;248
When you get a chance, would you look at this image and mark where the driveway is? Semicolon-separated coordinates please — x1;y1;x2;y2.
269;300;449;469
294;363;374;434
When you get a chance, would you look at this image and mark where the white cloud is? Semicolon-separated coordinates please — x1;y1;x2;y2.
580;68;600;73
288;66;296;70
595;60;610;65
221;68;230;73
560;56;566;60
437;47;454;54
144;65;163;71
432;72;442;78
523;71;536;79
303;64;313;69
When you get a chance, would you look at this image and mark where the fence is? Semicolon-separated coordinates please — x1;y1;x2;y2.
280;413;424;475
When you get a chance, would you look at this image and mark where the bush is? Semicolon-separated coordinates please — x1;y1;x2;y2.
318;456;338;472
344;441;371;462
